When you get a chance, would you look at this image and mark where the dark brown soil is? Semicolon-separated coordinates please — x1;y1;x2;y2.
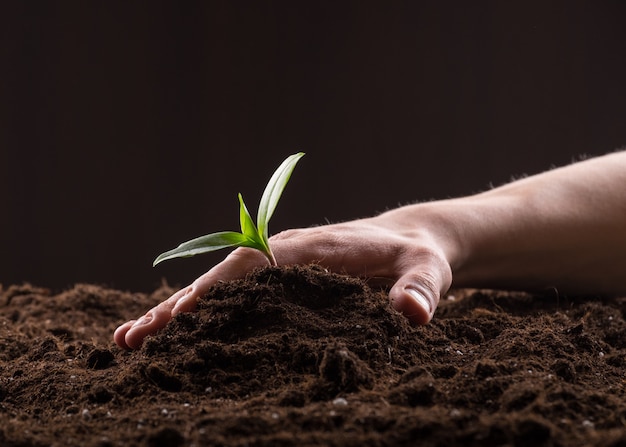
2;264;626;446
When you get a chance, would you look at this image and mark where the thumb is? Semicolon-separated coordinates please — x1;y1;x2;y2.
388;258;452;325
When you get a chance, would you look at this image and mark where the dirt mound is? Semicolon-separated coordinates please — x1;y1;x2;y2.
135;265;413;401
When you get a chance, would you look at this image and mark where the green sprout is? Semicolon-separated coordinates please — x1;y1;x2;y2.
153;152;305;267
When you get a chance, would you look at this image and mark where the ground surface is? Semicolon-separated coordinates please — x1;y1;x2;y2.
2;264;626;446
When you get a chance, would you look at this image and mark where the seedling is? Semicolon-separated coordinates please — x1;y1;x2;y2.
153;152;305;267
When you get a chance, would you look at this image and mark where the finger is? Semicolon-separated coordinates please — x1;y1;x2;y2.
122;288;189;350
114;247;270;349
113;285;189;349
388;254;452;324
113;320;136;349
171;248;266;315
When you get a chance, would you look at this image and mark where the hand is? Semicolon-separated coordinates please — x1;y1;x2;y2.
114;212;455;349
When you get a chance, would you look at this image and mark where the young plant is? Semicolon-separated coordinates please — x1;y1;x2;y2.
153;152;305;267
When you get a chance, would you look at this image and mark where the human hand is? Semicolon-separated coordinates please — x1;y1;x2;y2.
114;212;455;349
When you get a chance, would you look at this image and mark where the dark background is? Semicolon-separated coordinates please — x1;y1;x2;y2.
2;1;625;292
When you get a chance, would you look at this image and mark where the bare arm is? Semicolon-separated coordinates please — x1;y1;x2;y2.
448;151;626;293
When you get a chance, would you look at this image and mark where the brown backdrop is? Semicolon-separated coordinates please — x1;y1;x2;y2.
1;1;625;291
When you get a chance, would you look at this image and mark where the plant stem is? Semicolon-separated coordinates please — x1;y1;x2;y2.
265;250;278;267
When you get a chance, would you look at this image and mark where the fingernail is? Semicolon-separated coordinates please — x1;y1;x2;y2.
132;314;153;328
405;288;432;315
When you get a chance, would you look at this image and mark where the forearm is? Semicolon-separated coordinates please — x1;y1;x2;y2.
385;151;626;294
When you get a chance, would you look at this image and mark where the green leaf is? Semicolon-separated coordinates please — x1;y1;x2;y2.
153;231;256;266
257;152;305;241
153;152;305;268
238;193;259;241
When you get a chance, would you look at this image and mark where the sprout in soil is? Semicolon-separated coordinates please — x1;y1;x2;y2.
153;152;305;267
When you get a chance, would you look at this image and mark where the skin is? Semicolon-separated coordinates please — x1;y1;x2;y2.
115;151;626;350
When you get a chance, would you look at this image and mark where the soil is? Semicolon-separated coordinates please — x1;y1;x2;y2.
2;264;626;447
